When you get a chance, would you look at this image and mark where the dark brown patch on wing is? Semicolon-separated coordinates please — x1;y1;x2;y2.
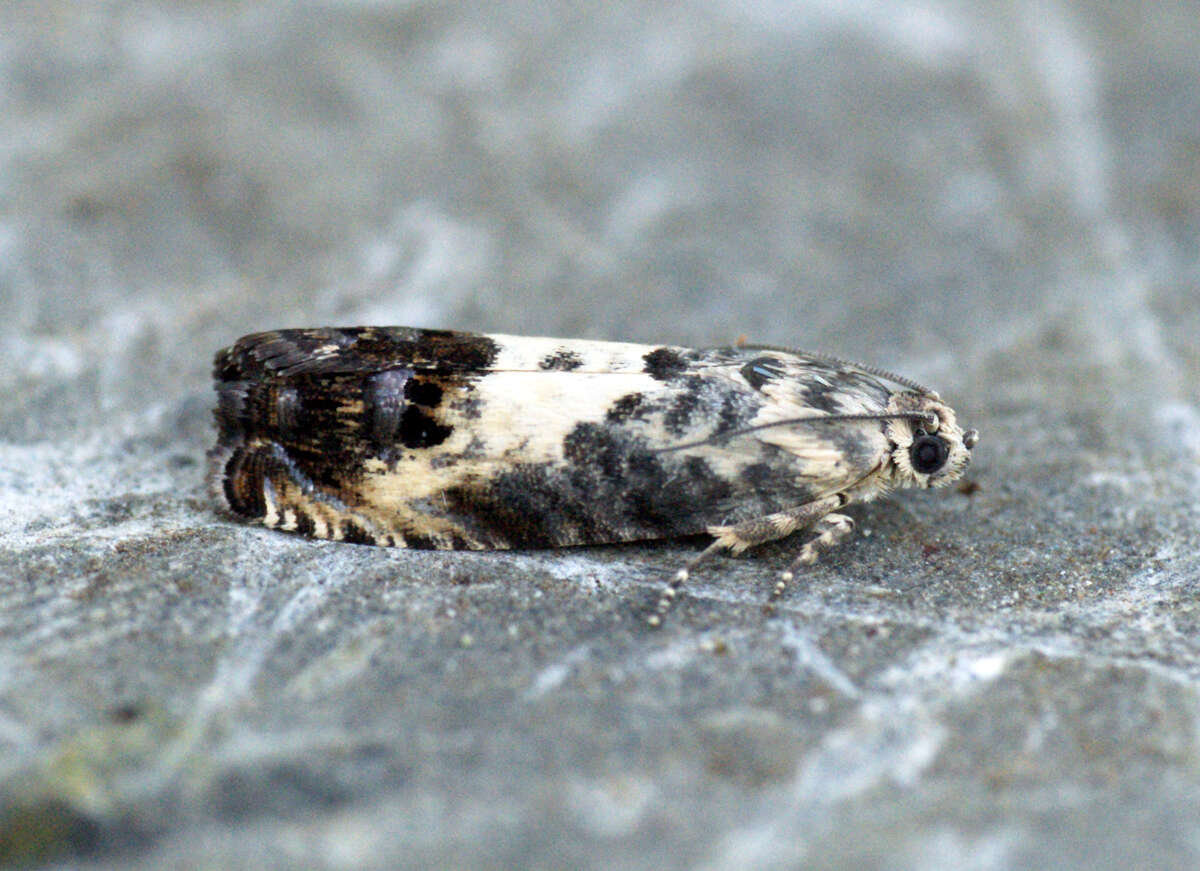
214;327;500;380
210;328;485;529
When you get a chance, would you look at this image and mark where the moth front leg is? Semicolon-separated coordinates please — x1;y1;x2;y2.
768;512;855;605
647;493;848;627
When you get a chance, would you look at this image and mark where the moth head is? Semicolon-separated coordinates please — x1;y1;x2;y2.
886;392;977;489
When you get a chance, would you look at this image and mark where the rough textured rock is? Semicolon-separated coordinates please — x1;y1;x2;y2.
3;2;1199;868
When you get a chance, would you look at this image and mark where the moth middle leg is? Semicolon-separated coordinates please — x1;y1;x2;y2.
647;493;849;626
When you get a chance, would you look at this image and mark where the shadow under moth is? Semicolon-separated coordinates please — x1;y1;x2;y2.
208;327;978;625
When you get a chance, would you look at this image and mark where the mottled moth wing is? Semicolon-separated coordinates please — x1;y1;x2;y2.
209;327;897;550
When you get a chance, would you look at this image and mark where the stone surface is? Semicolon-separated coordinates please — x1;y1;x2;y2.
2;1;1200;868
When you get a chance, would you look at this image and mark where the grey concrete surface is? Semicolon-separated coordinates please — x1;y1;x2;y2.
2;1;1199;868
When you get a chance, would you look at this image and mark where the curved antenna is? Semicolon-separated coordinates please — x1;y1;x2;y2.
652;410;937;455
734;343;935;395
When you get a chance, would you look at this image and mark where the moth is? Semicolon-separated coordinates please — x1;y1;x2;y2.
209;327;978;625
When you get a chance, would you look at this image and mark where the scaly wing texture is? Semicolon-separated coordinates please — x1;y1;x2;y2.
209;328;895;548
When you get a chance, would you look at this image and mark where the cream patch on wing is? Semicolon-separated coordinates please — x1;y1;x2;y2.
749;397;891;494
487;336;663;372
357;370;663;508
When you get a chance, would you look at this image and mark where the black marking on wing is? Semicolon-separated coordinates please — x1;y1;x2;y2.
539;348;584;371
363;368;455;448
642;347;689;380
440;423;701;546
796;373;842;414
738;352;894;416
438;420;818;548
341;519;374;545
398;406;452;449
606;392;647;423
716;390;745;435
402;530;441;549
740;356;786;391
664;383;705;436
295;509;316;538
405;379;444;406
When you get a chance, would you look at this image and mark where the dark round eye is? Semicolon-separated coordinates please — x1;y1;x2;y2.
910;435;949;474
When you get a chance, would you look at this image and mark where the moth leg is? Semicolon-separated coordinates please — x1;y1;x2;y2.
646;540;726;628
769;512;855;604
647;494;846;627
707;494;846;555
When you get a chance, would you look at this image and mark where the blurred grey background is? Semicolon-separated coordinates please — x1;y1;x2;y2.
2;1;1199;869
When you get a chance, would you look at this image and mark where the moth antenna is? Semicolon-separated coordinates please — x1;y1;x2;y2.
734;344;935;395
652;411;937;455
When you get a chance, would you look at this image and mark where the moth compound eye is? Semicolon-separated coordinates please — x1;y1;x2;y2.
910;435;949;474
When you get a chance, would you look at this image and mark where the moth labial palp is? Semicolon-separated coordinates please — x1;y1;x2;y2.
207;327;979;626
